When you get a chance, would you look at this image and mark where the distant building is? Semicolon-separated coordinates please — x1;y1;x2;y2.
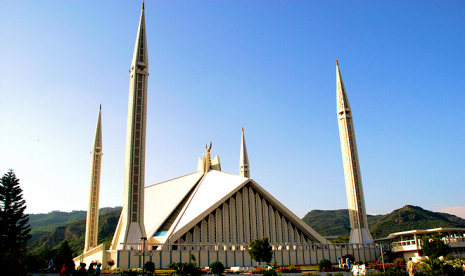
375;228;465;262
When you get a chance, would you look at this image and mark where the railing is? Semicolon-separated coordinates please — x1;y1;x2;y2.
392;239;419;249
118;242;380;251
391;236;465;252
442;236;465;243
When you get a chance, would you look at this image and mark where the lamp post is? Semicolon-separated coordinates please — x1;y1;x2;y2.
140;237;147;276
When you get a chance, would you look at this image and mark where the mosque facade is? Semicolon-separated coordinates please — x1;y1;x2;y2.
74;4;380;269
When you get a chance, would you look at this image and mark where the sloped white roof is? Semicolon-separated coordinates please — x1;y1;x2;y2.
172;170;248;234
144;171;204;237
166;170;328;244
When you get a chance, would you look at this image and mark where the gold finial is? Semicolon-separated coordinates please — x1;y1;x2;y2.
206;141;212;152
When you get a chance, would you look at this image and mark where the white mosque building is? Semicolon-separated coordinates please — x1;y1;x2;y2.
74;4;380;269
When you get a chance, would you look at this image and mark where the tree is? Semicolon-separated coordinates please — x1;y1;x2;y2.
0;170;31;274
189;252;196;264
144;261;155;273
248;237;273;268
318;259;332;272
209;261;225;275
55;240;75;273
38;247;53;268
421;233;451;259
169;262;202;276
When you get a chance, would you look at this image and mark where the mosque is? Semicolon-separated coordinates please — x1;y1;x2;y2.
74;4;380;269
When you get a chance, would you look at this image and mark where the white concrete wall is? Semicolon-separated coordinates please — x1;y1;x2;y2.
115;243;381;269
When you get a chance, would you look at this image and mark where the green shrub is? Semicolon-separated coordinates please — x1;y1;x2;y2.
385;266;406;276
120;268;140;276
251;268;267;274
169;262;202;276
145;261;155;273
263;270;278;276
271;261;280;269
334;273;343;276
393;257;405;266
209;261;225;275
318;258;332;272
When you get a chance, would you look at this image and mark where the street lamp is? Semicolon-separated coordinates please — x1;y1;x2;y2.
140;237;147;276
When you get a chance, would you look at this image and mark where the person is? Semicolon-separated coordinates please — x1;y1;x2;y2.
407;258;415;276
88;262;95;274
95;263;101;276
360;262;366;276
59;263;68;276
78;263;86;276
351;262;359;276
338;258;341;269
47;258;54;271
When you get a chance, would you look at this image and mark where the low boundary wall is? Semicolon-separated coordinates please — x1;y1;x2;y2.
115;243;381;269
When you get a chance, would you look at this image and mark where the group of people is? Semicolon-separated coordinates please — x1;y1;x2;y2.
59;262;101;276
337;258;367;275
350;262;367;276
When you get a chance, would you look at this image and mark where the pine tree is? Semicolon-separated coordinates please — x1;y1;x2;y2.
0;170;32;273
55;240;75;273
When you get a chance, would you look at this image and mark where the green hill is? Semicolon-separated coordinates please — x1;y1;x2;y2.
302;205;465;239
301;209;384;237
28;207;121;257
27;204;465;256
369;205;465;238
28;206;121;235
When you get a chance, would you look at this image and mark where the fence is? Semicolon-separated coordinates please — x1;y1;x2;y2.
116;243;382;269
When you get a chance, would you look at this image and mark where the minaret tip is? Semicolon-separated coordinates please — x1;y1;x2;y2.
99;103;102;109
206;141;212;152
336;59;339;65
142;1;145;9
242;127;244;132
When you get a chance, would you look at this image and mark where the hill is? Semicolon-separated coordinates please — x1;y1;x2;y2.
369;205;465;238
301;209;384;237
27;204;465;256
27;207;122;256
28;207;121;244
302;205;465;239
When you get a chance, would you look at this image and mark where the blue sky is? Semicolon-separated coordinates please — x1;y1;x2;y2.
1;1;464;219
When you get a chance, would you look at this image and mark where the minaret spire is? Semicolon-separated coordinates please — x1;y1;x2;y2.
84;105;103;252
240;127;250;178
204;142;212;172
336;60;373;243
112;3;148;250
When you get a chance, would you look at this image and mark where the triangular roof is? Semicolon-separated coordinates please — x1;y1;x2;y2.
145;170;328;245
144;171;204;238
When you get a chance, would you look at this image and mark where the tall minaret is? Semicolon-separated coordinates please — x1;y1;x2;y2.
336;60;373;244
112;3;148;249
84;105;103;252
240;127;250;178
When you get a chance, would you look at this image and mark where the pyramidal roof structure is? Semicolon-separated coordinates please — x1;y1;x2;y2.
144;145;328;246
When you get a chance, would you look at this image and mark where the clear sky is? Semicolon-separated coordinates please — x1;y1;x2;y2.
1;1;464;219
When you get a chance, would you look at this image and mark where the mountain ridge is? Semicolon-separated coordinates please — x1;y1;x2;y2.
26;205;465;256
